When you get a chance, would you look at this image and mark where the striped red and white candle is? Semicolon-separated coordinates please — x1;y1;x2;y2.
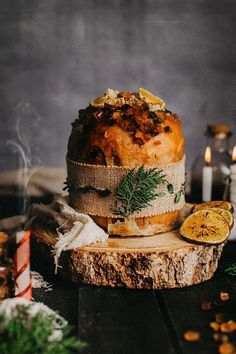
14;230;32;301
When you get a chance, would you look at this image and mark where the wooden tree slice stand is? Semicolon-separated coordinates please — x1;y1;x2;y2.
31;205;225;289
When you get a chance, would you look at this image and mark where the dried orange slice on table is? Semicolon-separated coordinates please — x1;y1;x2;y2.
193;201;234;213
180;210;230;245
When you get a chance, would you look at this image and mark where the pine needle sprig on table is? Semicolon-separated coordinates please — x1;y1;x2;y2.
0;309;86;354
112;165;173;218
224;262;236;276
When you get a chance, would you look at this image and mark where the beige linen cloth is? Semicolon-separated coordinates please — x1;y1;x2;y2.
0;167;67;197
0;167;108;272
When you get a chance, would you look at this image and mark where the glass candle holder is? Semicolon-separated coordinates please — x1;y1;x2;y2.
190;124;232;203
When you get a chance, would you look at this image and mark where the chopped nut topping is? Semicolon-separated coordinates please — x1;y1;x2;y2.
73;90;181;148
184;330;200;342
164;126;172;133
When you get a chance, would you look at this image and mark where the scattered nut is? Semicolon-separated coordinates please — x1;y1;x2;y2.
210;322;220;331
213;333;229;342
184;331;200;342
220;292;230;302
218;342;234;354
216;313;224;323
221;335;229;343
201;301;212;310
214;333;221;341
220;322;235;333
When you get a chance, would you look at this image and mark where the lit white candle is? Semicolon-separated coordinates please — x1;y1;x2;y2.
202;146;213;202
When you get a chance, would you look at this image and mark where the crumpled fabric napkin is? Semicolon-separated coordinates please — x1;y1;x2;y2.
0;196;108;273
27;197;108;273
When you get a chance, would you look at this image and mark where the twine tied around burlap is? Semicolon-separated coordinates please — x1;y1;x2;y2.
66;156;185;218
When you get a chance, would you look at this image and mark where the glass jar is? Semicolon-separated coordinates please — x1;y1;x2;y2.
190;124;232;203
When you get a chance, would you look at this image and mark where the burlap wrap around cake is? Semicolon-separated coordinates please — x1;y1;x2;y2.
67;88;185;236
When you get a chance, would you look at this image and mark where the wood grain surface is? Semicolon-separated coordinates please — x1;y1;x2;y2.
32;223;225;289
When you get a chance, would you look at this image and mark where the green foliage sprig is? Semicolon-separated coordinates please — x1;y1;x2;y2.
0;307;86;354
112;165;173;218
174;182;185;204
224;262;236;276
63;178;111;197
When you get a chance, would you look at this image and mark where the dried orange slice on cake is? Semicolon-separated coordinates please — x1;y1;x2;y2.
138;88;166;110
90;95;107;108
90;89;121;108
180;209;230;245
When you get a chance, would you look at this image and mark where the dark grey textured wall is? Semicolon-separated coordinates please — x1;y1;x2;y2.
1;0;236;171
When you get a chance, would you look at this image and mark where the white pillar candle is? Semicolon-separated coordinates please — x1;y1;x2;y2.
202;146;213;202
202;166;213;201
229;146;236;241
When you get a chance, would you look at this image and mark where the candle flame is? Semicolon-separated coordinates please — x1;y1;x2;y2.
204;146;211;165
232;146;236;162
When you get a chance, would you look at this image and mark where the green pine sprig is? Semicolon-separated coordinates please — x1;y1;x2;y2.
63;178;111;197
0;308;86;354
224;262;236;276
112;165;173;218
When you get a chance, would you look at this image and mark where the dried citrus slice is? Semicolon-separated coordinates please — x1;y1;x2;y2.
138;88;166;109
193;201;234;214
207;208;234;230
90;96;107;108
180;210;230;245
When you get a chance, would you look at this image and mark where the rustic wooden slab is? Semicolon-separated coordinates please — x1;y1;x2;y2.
32;224;225;289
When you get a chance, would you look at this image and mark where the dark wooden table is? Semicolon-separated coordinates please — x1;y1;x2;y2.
32;241;236;354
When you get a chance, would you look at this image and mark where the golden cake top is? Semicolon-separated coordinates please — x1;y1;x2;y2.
71;88;181;148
